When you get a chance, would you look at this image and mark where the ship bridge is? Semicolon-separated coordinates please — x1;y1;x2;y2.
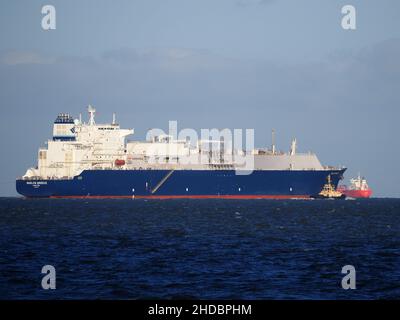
23;105;134;180
52;113;76;141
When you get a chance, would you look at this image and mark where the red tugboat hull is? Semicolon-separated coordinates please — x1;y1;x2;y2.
342;189;372;198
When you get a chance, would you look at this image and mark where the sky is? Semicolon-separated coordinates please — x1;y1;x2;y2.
0;0;399;196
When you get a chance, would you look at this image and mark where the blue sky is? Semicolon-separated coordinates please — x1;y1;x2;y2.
0;0;400;196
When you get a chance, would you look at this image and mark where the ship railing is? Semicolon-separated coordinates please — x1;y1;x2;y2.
20;176;74;181
323;165;346;170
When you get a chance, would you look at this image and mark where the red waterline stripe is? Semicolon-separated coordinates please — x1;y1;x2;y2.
48;195;311;200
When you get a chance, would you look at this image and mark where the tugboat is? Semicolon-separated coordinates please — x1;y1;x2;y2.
337;174;372;198
313;175;346;199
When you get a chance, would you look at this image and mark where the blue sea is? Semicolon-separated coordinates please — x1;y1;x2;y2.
0;197;399;299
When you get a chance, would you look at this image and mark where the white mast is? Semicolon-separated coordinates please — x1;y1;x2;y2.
88;105;96;126
290;138;297;156
271;129;276;155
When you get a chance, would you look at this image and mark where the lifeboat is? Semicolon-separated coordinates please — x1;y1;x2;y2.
114;159;126;166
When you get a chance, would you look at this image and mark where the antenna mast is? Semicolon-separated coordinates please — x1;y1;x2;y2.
271;129;276;155
88;105;96;126
290;138;297;156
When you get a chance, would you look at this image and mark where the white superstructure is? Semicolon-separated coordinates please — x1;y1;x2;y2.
349;174;370;191
23;106;328;180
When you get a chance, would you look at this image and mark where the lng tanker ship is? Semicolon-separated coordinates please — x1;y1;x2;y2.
16;106;346;199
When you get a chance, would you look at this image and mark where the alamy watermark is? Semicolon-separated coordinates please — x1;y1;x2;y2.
40;4;356;31
41;265;56;290
341;265;356;290
144;121;255;175
41;5;56;30
341;5;356;30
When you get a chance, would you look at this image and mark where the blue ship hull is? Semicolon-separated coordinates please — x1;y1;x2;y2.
16;169;346;199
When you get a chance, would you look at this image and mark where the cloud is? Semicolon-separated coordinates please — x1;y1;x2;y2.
102;47;233;71
103;47;207;63
357;38;400;75
1;40;399;116
0;51;55;65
